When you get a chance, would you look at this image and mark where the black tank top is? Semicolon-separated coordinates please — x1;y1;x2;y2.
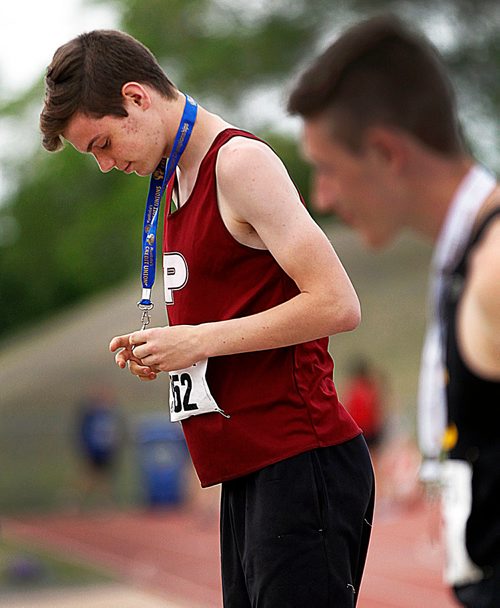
442;207;500;568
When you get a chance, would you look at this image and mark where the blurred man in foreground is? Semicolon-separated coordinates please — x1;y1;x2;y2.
289;14;500;608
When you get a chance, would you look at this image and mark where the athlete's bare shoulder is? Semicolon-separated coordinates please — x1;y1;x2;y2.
213;133;309;249
217;135;289;180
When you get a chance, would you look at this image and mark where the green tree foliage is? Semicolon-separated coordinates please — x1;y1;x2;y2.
118;0;318;102
0;144;146;334
0;0;498;339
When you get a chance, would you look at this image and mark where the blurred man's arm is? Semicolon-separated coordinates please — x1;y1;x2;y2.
459;216;500;378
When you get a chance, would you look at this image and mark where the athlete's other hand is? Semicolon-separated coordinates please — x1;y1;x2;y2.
126;325;201;372
109;333;159;381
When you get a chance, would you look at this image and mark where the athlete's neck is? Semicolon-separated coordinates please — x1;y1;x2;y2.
178;105;232;174
160;94;231;175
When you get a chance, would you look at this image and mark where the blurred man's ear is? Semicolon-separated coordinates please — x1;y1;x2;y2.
364;126;408;173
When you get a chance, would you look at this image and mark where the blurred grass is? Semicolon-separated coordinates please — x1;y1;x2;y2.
0;221;432;514
0;432;145;513
0;537;115;592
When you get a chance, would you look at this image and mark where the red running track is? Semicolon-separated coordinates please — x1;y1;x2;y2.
4;499;459;607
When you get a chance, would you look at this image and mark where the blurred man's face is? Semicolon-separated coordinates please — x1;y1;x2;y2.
302;115;402;249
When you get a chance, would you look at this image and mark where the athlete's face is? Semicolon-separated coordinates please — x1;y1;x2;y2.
64;86;167;177
302;115;404;250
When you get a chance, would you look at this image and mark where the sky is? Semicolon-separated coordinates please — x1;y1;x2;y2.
0;0;497;201
0;0;300;208
0;0;119;96
0;0;119;207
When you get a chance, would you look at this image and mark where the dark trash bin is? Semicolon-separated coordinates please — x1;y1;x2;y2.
136;414;188;507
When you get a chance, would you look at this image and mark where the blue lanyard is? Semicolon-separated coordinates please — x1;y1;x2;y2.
137;94;197;325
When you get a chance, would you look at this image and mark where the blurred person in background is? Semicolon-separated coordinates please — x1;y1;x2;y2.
289;14;500;608
40;30;374;608
342;356;385;452
342;355;421;513
76;384;124;510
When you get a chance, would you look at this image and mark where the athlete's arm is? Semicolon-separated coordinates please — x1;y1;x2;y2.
458;216;500;378
210;138;361;342
111;139;360;375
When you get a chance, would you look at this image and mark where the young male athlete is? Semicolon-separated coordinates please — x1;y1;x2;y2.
40;30;374;607
288;15;500;607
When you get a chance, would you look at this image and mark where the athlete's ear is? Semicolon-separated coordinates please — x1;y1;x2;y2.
121;82;152;110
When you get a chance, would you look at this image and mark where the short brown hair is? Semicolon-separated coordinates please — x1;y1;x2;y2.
40;30;178;152
288;15;464;155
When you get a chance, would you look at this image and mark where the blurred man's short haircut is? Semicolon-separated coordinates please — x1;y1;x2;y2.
288;14;464;156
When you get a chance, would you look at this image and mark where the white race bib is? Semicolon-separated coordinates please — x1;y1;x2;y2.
168;359;229;422
441;459;484;586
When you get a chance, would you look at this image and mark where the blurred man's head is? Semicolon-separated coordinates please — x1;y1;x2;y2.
288;15;467;248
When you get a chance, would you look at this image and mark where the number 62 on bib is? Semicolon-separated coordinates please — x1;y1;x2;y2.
168;359;230;422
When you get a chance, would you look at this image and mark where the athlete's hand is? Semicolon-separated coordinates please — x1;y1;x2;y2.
109;333;159;381
124;325;202;372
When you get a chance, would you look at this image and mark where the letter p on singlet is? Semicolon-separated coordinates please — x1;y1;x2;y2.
163;252;188;304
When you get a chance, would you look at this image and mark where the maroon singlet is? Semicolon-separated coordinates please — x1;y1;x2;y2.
163;128;360;487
